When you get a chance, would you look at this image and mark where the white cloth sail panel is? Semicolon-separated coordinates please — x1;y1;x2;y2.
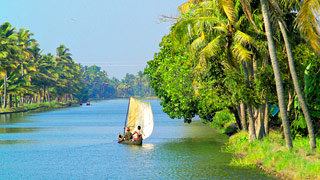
126;97;154;140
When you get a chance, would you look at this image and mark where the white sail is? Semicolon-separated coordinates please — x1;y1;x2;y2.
126;97;154;140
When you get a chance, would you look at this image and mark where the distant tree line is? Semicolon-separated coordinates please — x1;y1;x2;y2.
81;66;154;100
0;22;153;108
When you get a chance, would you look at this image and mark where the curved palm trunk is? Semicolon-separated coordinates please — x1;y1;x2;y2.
253;57;265;139
278;21;316;150
260;0;293;149
230;106;242;130
242;61;256;142
21;63;24;106
264;97;269;135
15;94;18;108
240;102;248;131
3;71;7;108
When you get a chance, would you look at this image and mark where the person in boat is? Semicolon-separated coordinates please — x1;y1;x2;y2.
132;126;142;141
119;128;132;142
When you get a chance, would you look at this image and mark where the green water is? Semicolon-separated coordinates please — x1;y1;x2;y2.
0;99;278;179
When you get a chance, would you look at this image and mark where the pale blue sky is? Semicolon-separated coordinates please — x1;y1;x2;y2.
0;0;185;79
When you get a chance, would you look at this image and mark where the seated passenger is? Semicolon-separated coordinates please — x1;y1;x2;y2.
132;126;142;141
119;128;132;142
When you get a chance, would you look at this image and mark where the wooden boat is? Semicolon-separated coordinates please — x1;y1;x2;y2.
118;136;142;145
118;97;154;145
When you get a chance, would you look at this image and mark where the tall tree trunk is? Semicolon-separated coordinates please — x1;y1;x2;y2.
47;87;50;102
264;97;269;135
247;105;256;141
252;56;265;139
278;21;316;150
230;106;242;130
240;102;248;131
38;94;41;104
242;61;256;141
3;71;7;108
21;63;24;106
15;94;18;108
9;94;12;108
256;104;265;139
43;87;46;102
236;104;243;130
260;0;293;149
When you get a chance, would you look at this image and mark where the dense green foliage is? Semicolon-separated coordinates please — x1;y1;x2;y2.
0;22;154;108
145;0;320;147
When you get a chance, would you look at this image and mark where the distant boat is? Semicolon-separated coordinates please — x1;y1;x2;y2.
86;101;90;106
118;97;154;145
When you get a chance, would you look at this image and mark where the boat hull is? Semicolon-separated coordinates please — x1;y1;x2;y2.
118;137;142;145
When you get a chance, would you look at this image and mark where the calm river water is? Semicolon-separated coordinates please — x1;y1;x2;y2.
0;99;278;180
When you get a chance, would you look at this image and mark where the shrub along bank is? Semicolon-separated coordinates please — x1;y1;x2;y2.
226;131;320;180
0;101;76;114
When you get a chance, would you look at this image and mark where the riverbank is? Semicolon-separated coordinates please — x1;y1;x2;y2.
0;101;77;114
226;130;320;180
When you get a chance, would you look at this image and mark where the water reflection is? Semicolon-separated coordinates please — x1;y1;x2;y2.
0;113;31;125
0;127;39;134
142;143;155;150
0;140;33;145
126;143;155;151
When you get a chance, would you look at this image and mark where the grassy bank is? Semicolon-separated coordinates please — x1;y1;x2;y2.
226;130;320;180
0;101;76;114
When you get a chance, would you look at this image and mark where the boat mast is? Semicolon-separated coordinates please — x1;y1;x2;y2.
123;96;131;135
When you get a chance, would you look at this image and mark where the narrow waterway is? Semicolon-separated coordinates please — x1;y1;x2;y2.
0;100;278;180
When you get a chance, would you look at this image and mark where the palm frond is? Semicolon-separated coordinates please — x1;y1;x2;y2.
191;33;206;52
200;34;223;64
234;30;256;45
232;42;252;62
178;0;200;14
218;0;236;23
212;26;228;33
240;0;259;32
295;0;320;53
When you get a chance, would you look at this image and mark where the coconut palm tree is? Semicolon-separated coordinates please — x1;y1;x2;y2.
16;28;38;106
265;0;318;150
173;0;272;141
259;0;293;149
0;22;19;108
294;0;320;54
